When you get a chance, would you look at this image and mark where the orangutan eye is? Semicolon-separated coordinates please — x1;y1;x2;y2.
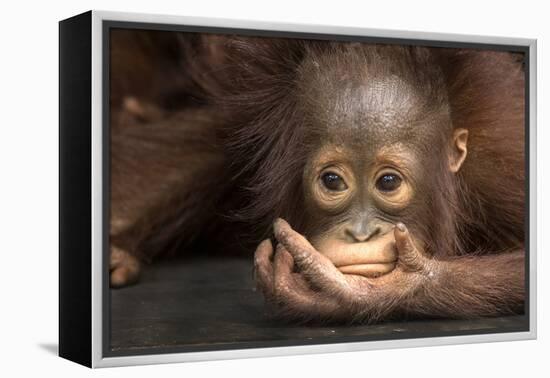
376;174;402;192
321;172;348;192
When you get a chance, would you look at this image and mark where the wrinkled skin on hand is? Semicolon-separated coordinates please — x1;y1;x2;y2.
254;218;438;323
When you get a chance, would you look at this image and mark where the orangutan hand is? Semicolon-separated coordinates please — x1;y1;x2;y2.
254;218;436;323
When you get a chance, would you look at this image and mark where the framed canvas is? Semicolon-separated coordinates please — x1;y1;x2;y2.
59;10;537;368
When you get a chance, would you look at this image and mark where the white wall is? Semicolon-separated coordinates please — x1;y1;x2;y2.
0;0;546;376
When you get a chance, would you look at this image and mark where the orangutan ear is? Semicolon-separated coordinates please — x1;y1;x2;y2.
448;128;468;173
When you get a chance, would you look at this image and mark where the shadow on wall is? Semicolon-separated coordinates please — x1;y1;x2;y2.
38;343;58;356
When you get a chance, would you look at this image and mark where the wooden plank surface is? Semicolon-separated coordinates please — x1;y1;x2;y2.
110;257;527;354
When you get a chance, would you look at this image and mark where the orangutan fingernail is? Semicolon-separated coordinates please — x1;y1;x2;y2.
396;223;406;232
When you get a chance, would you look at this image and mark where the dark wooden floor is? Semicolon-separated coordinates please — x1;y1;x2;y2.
110;257;528;355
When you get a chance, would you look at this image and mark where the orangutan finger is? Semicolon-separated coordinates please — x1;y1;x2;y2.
254;239;275;298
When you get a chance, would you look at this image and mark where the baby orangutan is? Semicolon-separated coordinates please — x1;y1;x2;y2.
253;45;523;323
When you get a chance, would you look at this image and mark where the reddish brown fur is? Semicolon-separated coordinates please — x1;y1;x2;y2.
438;50;525;253
192;39;525;258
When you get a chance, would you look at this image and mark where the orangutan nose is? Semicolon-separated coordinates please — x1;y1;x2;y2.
345;224;381;243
